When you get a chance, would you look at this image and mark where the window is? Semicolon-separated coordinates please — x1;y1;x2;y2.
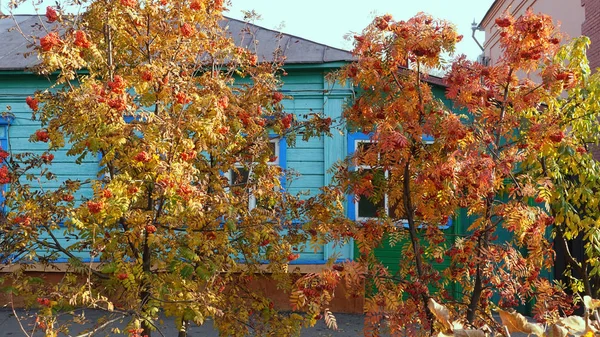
353;140;389;220
228;138;286;210
0;117;11;151
347;133;398;222
347;132;451;228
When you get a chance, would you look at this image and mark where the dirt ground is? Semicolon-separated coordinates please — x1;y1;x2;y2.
0;309;529;336
0;309;366;337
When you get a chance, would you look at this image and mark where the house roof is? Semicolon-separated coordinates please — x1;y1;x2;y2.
0;15;355;71
223;17;354;65
0;15;450;87
0;15;42;71
479;0;501;28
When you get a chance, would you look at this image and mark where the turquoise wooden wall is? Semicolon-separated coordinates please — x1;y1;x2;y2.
0;74;97;199
0;74;97;262
280;68;354;263
0;65;355;264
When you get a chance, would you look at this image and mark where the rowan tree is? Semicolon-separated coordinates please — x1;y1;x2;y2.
296;13;471;335
294;10;600;337
445;10;600;325
2;1;329;336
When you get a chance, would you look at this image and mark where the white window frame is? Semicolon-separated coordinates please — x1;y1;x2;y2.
353;139;408;226
228;139;280;210
354;140;385;221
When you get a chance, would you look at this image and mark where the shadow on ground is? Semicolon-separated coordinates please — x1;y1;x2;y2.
0;309;365;337
0;309;532;336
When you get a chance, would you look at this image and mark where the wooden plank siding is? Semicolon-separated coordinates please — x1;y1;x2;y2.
0;74;98;263
0;74;96;201
282;70;354;263
0;67;356;265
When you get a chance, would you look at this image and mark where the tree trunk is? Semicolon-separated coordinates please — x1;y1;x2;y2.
141;235;152;336
178;317;188;337
402;158;433;330
467;263;482;323
467;198;493;324
141;289;152;337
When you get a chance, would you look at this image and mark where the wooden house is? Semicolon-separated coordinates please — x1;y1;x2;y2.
0;14;461;311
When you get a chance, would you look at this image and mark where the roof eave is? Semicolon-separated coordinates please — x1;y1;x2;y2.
424;75;446;87
479;0;501;28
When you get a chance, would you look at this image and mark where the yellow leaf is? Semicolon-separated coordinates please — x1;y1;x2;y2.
428;298;453;333
467;218;483;232
559;315;586;334
498;309;544;336
584;295;600;311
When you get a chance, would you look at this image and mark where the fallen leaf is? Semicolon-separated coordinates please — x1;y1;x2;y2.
428;298;453;333
584;296;600;311
498;308;544;336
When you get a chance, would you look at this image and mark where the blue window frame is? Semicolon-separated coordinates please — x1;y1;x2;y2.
347;132;451;229
0;116;13;206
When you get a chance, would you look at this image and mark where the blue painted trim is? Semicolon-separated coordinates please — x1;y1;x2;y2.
346;132;371;161
441;218;453;230
277;137;287;170
0;116;14;125
347;132;372;221
51;257;99;263
0;121;10;206
276;136;287;189
289;258;349;265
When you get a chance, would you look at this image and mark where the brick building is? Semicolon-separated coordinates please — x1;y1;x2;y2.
480;0;598;72
582;0;600;71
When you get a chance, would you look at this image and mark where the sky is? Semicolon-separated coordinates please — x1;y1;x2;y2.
226;0;495;61
6;0;496;61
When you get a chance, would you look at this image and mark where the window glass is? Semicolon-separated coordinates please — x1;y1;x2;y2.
229;139;280;210
357;196;383;218
354;142;388;220
268;141;277;162
231;167;250;190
